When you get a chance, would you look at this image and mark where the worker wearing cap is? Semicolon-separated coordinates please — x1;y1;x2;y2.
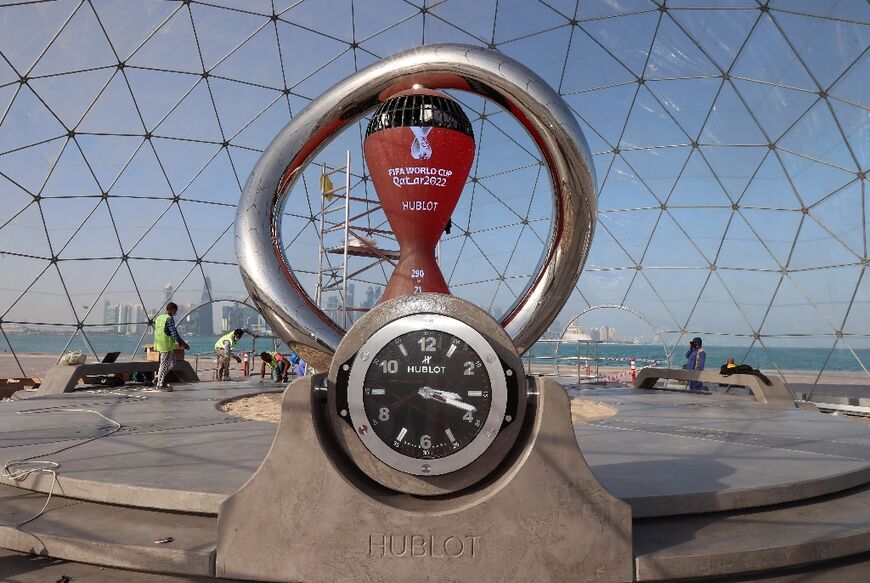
214;328;254;380
259;351;290;383
153;302;190;391
683;336;706;391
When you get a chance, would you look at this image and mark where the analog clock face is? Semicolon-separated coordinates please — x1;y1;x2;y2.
346;314;508;476
363;329;491;460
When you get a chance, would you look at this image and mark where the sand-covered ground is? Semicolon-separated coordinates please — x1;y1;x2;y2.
570;399;618;423
221;392;284;423
221;390;616;425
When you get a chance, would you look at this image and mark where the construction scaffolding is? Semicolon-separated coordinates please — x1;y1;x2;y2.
315;151;398;328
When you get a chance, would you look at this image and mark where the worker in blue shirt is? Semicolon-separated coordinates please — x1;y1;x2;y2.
683;336;706;391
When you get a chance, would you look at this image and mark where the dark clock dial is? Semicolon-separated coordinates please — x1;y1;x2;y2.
346;313;509;476
362;329;492;460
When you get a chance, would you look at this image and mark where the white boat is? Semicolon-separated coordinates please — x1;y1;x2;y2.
561;322;592;342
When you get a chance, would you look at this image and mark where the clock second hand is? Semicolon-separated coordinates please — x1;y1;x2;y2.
404;398;449;427
385;392;419;415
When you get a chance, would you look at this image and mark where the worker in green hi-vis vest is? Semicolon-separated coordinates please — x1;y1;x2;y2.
259;351;298;383
214;328;255;380
153;302;190;391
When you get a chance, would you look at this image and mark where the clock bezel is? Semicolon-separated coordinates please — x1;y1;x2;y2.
346;313;508;476
327;293;528;495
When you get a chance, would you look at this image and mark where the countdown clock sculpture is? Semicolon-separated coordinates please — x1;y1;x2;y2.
217;44;632;583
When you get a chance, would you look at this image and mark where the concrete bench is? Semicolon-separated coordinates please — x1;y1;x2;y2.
21;361;199;398
633;368;801;408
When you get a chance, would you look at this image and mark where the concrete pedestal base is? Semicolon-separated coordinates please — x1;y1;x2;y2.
216;376;632;582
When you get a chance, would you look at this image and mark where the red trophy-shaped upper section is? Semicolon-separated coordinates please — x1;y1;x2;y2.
364;89;475;302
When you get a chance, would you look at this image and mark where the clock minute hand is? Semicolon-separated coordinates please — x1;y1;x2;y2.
442;397;477;413
428;388;462;401
418;387;477;413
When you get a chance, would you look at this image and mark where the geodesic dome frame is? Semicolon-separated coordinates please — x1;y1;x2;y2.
0;0;867;389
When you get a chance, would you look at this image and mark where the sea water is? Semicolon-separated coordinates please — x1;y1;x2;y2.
1;333;868;372
528;342;870;373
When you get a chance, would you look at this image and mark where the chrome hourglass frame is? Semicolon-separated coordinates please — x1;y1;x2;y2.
235;43;597;356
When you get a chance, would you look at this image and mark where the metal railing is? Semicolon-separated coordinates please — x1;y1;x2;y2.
523;339;665;385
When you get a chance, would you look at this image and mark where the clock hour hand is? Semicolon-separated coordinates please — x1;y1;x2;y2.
418;387;477;413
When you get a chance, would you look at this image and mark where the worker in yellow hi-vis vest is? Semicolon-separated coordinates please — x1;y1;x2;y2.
153;302;190;391
214;328;255;380
259;351;290;383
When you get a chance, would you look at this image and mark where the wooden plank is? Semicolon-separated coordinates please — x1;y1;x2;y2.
0;377;42;398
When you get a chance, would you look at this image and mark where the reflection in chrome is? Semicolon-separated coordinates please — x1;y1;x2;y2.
236;44;596;356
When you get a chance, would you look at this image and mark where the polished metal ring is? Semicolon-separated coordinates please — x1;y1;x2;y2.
235;43;596;356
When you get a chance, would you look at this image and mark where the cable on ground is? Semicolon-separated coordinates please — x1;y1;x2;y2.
1;408;122;527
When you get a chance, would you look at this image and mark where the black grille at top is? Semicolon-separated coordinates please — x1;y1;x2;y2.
365;93;474;138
